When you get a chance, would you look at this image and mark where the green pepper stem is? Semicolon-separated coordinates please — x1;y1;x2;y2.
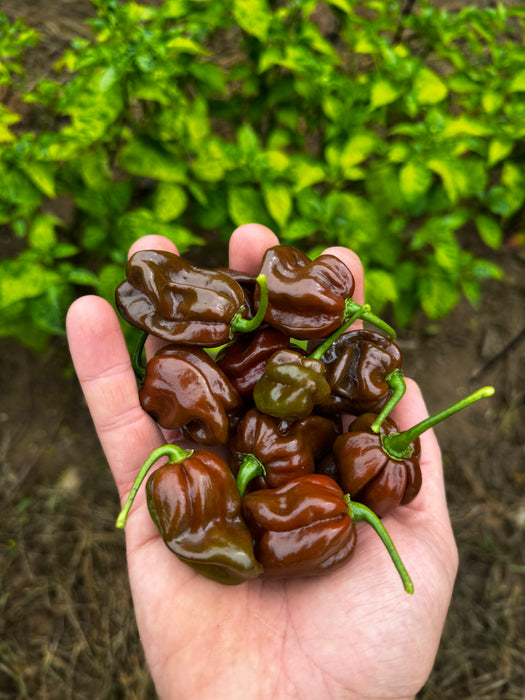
231;273;268;334
345;496;414;594
309;305;371;360
236;453;266;498
115;444;193;528
345;298;396;339
131;330;148;382
381;386;495;461
370;369;407;433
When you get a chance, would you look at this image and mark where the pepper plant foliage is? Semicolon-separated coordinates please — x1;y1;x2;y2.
1;0;523;348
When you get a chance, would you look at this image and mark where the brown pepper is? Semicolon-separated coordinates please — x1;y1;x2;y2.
139;344;243;445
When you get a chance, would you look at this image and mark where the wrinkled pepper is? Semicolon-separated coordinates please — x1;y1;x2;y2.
116;249;268;347
251;303;370;421
116;445;263;585
254;245;396;340
252;348;331;421
216;326;291;399
139;344;243;444
330;386;495;517
318;329;406;428
232;407;339;491
241;474;413;591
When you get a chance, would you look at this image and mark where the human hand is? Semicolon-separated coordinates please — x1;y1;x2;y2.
66;224;458;700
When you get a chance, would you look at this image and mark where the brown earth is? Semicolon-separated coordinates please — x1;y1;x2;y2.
1;2;525;698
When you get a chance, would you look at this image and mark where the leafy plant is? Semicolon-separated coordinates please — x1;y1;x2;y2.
1;0;523;348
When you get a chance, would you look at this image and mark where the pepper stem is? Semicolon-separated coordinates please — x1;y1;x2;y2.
131;330;148;382
344;298;396;339
345;496;414;594
309;305;371;360
231;273;269;334
381;386;495;461
236;453;266;498
115;444;193;528
370;369;407;433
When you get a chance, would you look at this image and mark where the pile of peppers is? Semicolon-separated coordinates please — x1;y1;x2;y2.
115;245;494;592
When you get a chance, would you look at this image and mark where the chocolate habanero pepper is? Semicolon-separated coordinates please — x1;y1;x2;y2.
317;329;406;428
253;245;395;340
331;386;495;517
139;344;243;445
241;474;413;592
116;445;263;585
232;407;339;493
251;304;371;421
252;348;331;421
215;326;291;400
116;249;268;347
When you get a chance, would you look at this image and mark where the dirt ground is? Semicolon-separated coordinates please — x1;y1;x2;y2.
1;2;524;699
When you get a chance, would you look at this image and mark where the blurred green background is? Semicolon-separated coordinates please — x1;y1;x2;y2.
1;1;524;697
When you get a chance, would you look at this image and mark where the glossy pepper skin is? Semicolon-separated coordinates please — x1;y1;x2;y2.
332;413;422;517
216;326;291;399
139;344;243;445
318;330;403;416
115;249;249;346
254;245;355;339
242;475;357;579
253;348;331;421
146;450;263;585
232;408;339;489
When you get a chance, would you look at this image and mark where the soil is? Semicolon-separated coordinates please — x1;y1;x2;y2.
1;2;524;699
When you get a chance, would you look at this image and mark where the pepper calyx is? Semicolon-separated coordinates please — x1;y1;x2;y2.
236;453;266;498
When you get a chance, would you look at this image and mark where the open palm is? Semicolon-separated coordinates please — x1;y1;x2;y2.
66;224;458;700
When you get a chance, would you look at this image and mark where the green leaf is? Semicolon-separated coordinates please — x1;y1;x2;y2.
238;123;260;158
166;37;209;55
0;256;60;308
281;218;317;242
442;116;493;138
412;67;448;105
227;185;272;228
509;69;525;92
340;132;380;173
481;90;504;114
67;268;99;286
427;158;468;203
475;215;502;249
31;282;73;335
18;161;56;197
364;269;398;311
233;0;271;41
118;138;187;183
289;158;325;191
370;79;401;109
262;182;292;229
420;272;459;319
28;214;59;252
153;182;188;222
487;137;514;166
399;161;433;205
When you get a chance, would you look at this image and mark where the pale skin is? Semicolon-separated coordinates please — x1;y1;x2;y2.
66;224;458;700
